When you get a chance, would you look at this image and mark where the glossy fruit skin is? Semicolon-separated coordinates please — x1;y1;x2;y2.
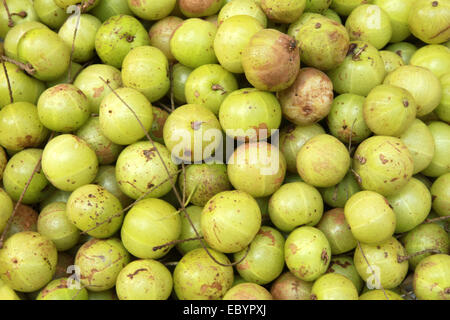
4;21;48;61
359;289;404;300
33;0;69;29
201;190;261;253
408;0;450;44
326;256;364;293
99;87;154;145
116;259;173;300
270;271;313;300
37;278;88;300
115;141;178;200
297;134;350;188
268;182;323;233
127;0;176;20
121;198;181;259
148;16;183;61
413;254;450;300
311;273;358;300
185;64;238;115
90;0;133;22
95;14;150;69
410;45;450;79
66;184;124;239
42;134;99;192
373;0;413;43
177;206;204;255
0;231;57;292
93;165;132;208
0;189;13;234
0;0;39;39
227;142;287;198
260;0;306;23
421;121;450;177
218;0;267;27
174;248;234;300
353;136;414;197
75;238;130;292
320;171;361;208
435;73;450;122
214;15;264;74
0;102;49;151
379;50;405;73
279;68;334;126
54;0;100;10
219;88;281;141
385;42;417;64
172;63;194;104
170;18;218;69
431;173;450;217
0;279;20;300
330;0;374;16
234;226;285;285
179;0;225;17
223;283;273;300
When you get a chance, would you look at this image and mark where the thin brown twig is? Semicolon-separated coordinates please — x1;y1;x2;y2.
2;0;13;27
67;5;82;83
397;249;442;263
423;215;450;224
1;58;13;104
152;236;204;251
1;55;35;75
157;102;172;113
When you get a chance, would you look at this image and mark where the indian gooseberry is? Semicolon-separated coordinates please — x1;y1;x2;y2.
353;135;414;196
330;0;374;16
320;171;362;208
260;0;306;23
284;226;331;282
0;279;20;300
4;21;48;60
359;289;404;300
179;163;232;207
170;18;218;69
93;165;131;208
270;271;313;300
201;190;261;253
213;15;264;74
363;84;416;137
75;238;130;292
185;64;238;115
99;87;153;145
127;0;176;20
88;289;118;300
39;189;71;211
227;142;286;198
173;247;234;300
379;50;405;73
121;46;170;103
268;182;323;233
323;8;342;23
402;223;449;270
430;173;450;217
4;204;38;239
58;14;101;63
0;231;57;292
326;256;364;293
296;134;350;188
179;0;224;18
148;107;169;145
373;0;413;43
385;42;418;64
310;273;359;300
37;202;79;252
345;191;396;244
0;147;5;179
121;198;181;259
177;206;204;255
37;277;88;300
0;189;13;234
223;283;273;300
0;0;39;39
115;141;178;200
54;0;100;10
116;259;173;300
3;149;51;204
148;16;183;62
316;208;357;255
219;88;282;140
421;121;450;177
90;0;133;22
384;65;442;117
304;0;332;13
66;184;124;239
435;73;450;122
413;254;450;300
410;45;450;79
42;134;98;192
287;12;322;40
279;123;326;173
218;0;267;27
279;68;333;126
37;84;90;133
163;104;222;162
95;14;150;69
408;0;450;44
233;226;285;285
327;93;371;144
45;62;83;88
387;178;432;233
172;63;193;104
0;102;49;151
33;0;69;29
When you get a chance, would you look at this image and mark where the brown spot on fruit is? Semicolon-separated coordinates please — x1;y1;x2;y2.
93;86;104;98
321;249;329;264
289;243;298;254
379;154;388;164
127;268;147;279
191;121;203;130
143;148;156;161
257;228;276;245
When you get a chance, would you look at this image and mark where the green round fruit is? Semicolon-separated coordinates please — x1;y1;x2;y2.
345;191;396;244
179;163;232;207
385;42;417;64
75;238;130;292
122;46;170;103
3;149;50;204
268;182;323;233
37;84;90;132
234;226;285;285
320;171;362;208
0;0;39;39
223;283;273;300
287;12;322;40
413;254;450;300
90;0;133;22
0;279;20;300
172;63;194;104
326;256;364;293
270;271;313;300
353;135;414;196
0;231;57;292
260;0;306;23
99;87;154;145
330;0;374;16
148;16;183;61
410;45;450;79
93;165;132;208
311;273;358;300
185;64;238;115
431;173;450;217
214;15;264;74
127;0;176;20
116;259;173;300
323;8;342;23
45;61;83;88
121;198;181;259
0;189;13;234
408;0;450;44
54;0;100;10
384;65;442;117
173;248;234;300
328;41;386;96
421;121;450;177
373;0;413;43
179;0;224;17
37;278;88;300
359;289;403;300
297;134;350;188
285;226;331;281
435;73;450;122
305;0;331;13
33;0;69;29
95;14;150;69
218;0;267;27
4;21;47;61
115;141;178;200
379;50;405;73
42;134;98;192
177;206;204;255
201;190;261;253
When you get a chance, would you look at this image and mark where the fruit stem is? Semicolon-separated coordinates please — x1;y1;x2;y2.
423;215;450;224
67;5;82;83
157;102;172;113
211;84;227;95
152;236;204;252
1;58;13;104
397;249;442;263
11;11;26;18
352;44;368;61
0;55;35;75
2;0;14;27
